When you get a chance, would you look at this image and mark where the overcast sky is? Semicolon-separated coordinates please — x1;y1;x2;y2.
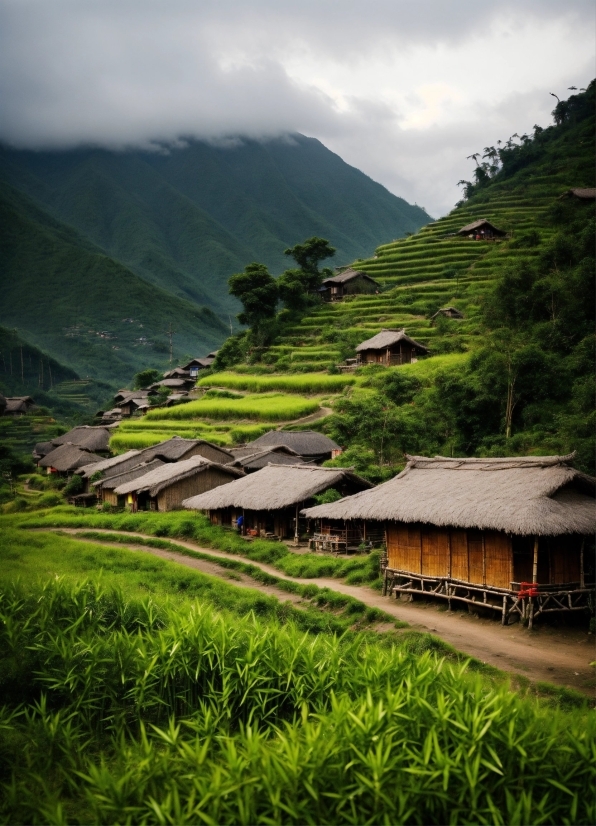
0;1;594;216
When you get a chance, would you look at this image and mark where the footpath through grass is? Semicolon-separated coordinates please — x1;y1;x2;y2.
19;507;384;585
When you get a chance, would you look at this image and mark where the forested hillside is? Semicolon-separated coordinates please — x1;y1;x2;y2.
0;180;228;387
0;136;430;315
128;83;595;475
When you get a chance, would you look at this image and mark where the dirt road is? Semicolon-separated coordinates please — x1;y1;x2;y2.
50;528;595;696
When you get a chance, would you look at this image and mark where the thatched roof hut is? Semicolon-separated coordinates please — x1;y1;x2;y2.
38;444;103;474
143;436;234;465
4;396;35;415
246;430;340;463
559;187;596;200
52;426;112;453
319;269;380;301
303;454;595;536
183;464;371;540
457;219;506;238
93;459;166;505
78;450;141;479
33;441;56;460
303;455;595;619
355;329;428;366
431;307;464;321
230;445;306;473
114;455;242;512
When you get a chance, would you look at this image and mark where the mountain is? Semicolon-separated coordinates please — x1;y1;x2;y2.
0;135;431;315
0;179;228;388
125;83;595;474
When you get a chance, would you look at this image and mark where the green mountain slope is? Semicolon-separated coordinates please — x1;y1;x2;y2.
0;136;431;314
126;84;594;474
0;180;228;388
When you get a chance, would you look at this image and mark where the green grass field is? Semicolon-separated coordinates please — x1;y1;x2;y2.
0;512;593;824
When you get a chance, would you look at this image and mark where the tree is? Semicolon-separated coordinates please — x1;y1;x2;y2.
228;263;278;328
284;237;336;292
277;268;312;311
133;368;161;389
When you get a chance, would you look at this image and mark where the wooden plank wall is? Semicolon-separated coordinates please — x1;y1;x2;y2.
387;523;513;589
157;468;236;511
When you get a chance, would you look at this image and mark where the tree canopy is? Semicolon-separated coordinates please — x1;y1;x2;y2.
228;263;278;328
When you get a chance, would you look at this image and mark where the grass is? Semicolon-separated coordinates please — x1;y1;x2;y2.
17;508;385;584
198;371;356;393
109;430;230;451
144;392;321;421
0;566;593;824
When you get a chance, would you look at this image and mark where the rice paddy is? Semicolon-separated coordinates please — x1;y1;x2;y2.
198;371;356;393
144;392;321;422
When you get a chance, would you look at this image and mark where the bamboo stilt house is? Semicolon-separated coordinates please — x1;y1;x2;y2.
355;329;428;367
183;464;371;541
303;454;596;626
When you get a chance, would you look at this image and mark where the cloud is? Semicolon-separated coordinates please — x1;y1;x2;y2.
0;0;593;215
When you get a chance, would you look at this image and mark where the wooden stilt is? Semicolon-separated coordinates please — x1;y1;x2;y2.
501;594;507;625
528;598;534;630
532;536;539;585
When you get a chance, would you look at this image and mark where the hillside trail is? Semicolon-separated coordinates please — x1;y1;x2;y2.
48;528;595;696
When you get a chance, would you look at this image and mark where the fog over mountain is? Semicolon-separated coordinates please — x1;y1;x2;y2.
0;0;593;215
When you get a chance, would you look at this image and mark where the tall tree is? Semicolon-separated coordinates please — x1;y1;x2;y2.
228;263;278;329
284;237;336;292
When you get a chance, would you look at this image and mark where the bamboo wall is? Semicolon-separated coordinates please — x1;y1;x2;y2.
155;468;236;511
386;523;512;589
387;523;586;589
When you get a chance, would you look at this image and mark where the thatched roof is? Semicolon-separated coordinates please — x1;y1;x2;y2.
182;356;215;370
457;219;506;235
163;367;191;379
5;397;34;413
144;436;234;463
114;389;152;403
183;464;370;512
431;307;464;320
78;450;140;478
114;456;242;497
53;426;111;452
559;187;596;200
38;444;103;472
302;454;596;536
94;459;165;490
150;378;193;390
322;268;380;286
355;329;429;354
232;447;307;472
33;441;56;459
248;429;339;458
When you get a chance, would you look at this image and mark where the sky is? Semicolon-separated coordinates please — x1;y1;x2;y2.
0;0;594;216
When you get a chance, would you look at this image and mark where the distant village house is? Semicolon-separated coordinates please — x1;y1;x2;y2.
319;269;380;302
457;219;506;240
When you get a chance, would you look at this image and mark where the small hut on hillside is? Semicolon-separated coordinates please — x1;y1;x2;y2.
431;307;464;322
113;456;242;512
182;354;218;378
183;464;371;542
558;187;596;200
303;454;595;626
355;329;428;367
245;430;340;463
38;444;103;476
457;219;506;239
319;269;380;302
4;396;35;416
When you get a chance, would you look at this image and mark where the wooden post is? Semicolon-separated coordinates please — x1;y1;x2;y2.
532;536;539;584
580;538;585;588
481;533;486;585
501;594;507;625
294;503;299;546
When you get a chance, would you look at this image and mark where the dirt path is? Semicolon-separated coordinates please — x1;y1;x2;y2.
49;528;595;696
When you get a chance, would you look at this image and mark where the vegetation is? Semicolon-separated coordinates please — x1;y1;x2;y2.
144;392;321;422
0;533;593;824
198;371;355;393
